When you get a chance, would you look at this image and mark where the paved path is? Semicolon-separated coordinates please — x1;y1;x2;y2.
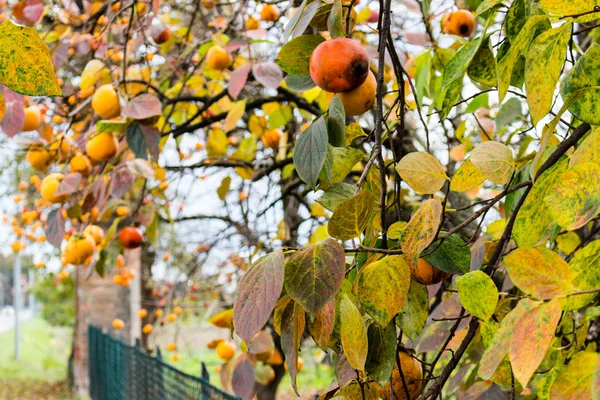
0;309;33;334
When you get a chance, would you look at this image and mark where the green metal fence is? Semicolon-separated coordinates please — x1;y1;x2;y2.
88;325;241;400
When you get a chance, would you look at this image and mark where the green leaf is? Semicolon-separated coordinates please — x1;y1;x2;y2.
442;37;484;90
340;294;368;371
146;214;159;246
401;198;443;264
439;78;463;119
327;94;346;147
450;159;486;192
283;0;322;42
456;270;498;321
327;0;344;39
423;234;471;275
470;141;515;185
293;116;328;188
497;15;548;101
284;75;316;92
560;45;600;125
475;0;506;16
513;158;568;248
495;97;523;130
276;34;325;76
525;23;572;123
465;92;490;114
550;352;599;399
510;298;562;388
0;21;62;96
97;119;129;134
397;278;429;341
503;247;574;300
126;123;148;160
217;176;231;200
468;39;497;87
365;322;397;386
318;145;333;187
356;255;411;326
545;162;600;230
396;152;449;194
328;191;376;241
316;182;355;212
284;238;346;315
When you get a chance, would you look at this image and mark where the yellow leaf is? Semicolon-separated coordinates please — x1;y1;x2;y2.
470;141;515;185
450;159;486;192
225;99;247;132
206;128;228;157
396;152;449;194
340;294;367;371
387;221;407;240
401;198;443;264
570;126;600;167
0;91;5;123
309;225;329;243
556;231;581;254
0;21;62;96
208;308;233;328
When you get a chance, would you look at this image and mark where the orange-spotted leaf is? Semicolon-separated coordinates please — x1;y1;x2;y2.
0;90;5;123
233;249;284;343
0;21;62;96
208;308;233;329
545;163;600;231
470;141;515;185
328;191;376;241
307;298;335;350
510;298;562;388
284;238;345;315
340;294;368;371
356;255;411;327
450;159;486;192
503;248;574;300
401;198;442;264
396;152;449;194
479;299;538;380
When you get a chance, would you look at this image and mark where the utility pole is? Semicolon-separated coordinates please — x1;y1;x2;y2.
28;269;34;312
14;254;21;360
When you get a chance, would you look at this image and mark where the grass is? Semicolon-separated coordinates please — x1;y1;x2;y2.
0;317;76;399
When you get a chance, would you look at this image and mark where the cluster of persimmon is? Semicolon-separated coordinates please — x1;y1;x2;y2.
309;38;376;116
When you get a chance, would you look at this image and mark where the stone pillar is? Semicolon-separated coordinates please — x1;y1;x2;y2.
72;248;142;396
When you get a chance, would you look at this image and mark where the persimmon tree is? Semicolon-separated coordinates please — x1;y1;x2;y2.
1;0;600;399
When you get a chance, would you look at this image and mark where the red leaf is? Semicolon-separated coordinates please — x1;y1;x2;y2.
109;167;134;198
52;40;70;69
224;40;245;52
0;88;24;137
233;249;284;343
55;173;82;196
245;29;267;39
228;64;252;100
123;94;162;120
308;299;335;349
333;351;356;388
140;125;160;162
252;62;283;89
281;301;305;395
45;208;65;249
404;32;429;46
23;0;43;22
231;355;255;400
247;330;274;354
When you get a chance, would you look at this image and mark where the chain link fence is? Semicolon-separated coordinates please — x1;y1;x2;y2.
88;325;241;400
